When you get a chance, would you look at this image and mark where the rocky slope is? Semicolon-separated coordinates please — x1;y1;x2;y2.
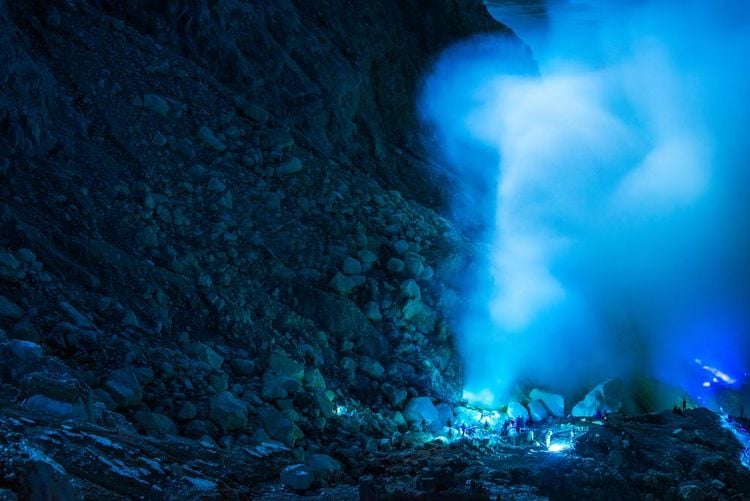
0;0;527;497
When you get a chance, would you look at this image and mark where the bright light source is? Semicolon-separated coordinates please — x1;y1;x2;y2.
702;381;711;387
548;443;569;453
335;405;351;417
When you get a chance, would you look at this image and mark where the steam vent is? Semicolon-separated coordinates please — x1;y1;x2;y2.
1;0;750;499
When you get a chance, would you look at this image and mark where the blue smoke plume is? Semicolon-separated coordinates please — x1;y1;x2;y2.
420;0;750;408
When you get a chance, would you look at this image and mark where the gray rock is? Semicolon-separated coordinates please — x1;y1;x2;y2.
507;401;530;422
679;483;705;501
0;252;20;270
231;358;254;376
303;369;326;391
400;279;421;299
312;390;334;418
342;257;362;275
241;103;269;123
23;449;80;501
263;128;294;151
306;454;342;481
0;296;23;320
177;401;197;421
402;300;437;333
386;257;405;273
135;411;178;435
23;395;88;420
393;239;409;254
184;419;218;439
135;227;159;249
258;406;303;447
528;399;548;422
269;351;304;379
142;93;169;116
388;388;408;408
403;397;438;425
9;340;43;361
280;464;313;491
59;301;95;329
329;272;355;295
10;318;41;343
404;255;425;278
529;389;565;417
207;177;226;193
359;356;385;378
357;249;378;267
364;302;382;322
14;248;36;263
572;378;624;417
278;157;302;175
104;367;142;408
209;391;248;431
152;131;167;147
197;126;226;151
188;343;224;370
262;374;302;400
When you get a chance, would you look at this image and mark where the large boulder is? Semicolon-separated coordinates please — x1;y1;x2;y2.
529;389;565;417
187;343;224;370
306;454;342;481
269;351;304;380
403;397;438;426
258;406;303;447
280;464;313;491
506;401;529;422
527;399;548;422
262;374;302;400
135;411;178;435
103;367;142;408
209;391;248;431
572;378;624;417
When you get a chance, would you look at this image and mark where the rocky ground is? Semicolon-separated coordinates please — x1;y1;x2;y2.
0;0;749;499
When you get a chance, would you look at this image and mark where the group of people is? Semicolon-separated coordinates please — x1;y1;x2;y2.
672;397;689;416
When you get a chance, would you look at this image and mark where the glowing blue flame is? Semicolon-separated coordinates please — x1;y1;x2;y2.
547;442;569;453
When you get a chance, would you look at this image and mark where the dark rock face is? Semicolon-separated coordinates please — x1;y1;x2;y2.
0;0;530;497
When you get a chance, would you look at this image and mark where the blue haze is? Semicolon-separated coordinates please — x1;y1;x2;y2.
420;0;750;408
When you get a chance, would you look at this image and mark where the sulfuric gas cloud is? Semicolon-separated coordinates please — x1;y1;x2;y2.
420;0;750;408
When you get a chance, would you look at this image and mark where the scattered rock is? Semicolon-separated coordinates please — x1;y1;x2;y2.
197;126;226;151
142;93;169;116
209;391;248;431
278;157;302;175
0;296;23;320
104;367;142;408
506;402;529;422
572;378;624;417
529;389;565;417
403;397;438;426
280;464;313;491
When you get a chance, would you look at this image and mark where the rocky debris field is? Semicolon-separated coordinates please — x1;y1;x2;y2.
1;0;749;499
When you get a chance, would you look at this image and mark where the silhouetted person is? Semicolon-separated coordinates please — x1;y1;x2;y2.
682;397;687;413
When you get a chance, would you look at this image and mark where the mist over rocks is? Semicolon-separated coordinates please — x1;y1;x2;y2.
422;0;750;409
